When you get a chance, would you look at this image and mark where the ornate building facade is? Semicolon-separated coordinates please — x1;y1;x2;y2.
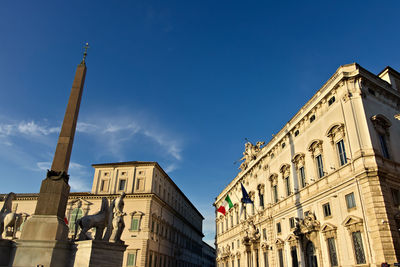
214;64;400;267
2;161;215;267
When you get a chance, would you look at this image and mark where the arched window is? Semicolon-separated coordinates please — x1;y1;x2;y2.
69;208;83;232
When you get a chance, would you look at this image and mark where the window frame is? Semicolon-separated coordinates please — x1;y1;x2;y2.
316;154;325;178
127;251;137;266
336;139;348;166
345;192;356;210
322;202;332;217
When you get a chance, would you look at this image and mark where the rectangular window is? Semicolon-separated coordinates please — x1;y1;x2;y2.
118;179;126;191
263;228;267;240
316;154;324;178
299;167;306;188
278;249;284;267
221;222;224;233
345;192;356;209
327;237;338;266
379;134;390;159
289;217;295;229
337;140;348;166
231;213;234;227
232;260;234;267
273;185;278;203
263;251;269;267
149;253;152;267
259;193;264;208
100;179;109;192
285;177;291;196
352;231;366;264
276;222;281;234
136;178;145;191
131;218;139;231
236;210;239;224
238;259;240;267
323;203;332;217
392;189;400;207
290;246;298;267
127;252;137;266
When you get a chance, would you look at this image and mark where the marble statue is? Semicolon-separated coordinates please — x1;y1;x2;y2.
0;192;16;239
75;197;110;240
239;141;265;171
109;192;126;243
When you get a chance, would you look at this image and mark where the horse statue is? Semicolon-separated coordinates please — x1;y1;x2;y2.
0;192;16;239
3;212;29;239
75;197;110;240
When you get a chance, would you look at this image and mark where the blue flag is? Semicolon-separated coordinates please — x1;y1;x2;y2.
241;183;253;204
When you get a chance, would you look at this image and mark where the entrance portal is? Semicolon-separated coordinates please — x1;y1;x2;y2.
305;242;318;267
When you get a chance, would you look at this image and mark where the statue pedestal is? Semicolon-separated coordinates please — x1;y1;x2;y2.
74;240;127;267
20;215;69;241
0;239;14;266
11;239;74;267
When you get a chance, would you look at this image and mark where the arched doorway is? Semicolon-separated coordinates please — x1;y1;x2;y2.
305;241;318;267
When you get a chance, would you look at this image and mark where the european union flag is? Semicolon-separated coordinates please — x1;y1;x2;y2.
241;183;253;204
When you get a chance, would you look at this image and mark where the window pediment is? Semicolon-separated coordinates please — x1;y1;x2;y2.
371;114;391;135
275;238;284;248
321;223;337;233
342;215;363;232
279;163;290;176
285;234;298;245
308;140;323;153
269;173;278;183
308;140;323;156
326;123;345;143
292;153;305;167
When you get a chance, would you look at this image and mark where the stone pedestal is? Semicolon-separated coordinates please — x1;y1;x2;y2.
20;215;69;241
11;240;74;267
0;239;14;267
74;240;127;267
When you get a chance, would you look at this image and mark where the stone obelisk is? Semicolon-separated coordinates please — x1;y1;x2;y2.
12;45;88;267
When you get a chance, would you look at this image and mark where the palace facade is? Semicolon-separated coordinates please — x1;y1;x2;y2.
2;161;215;267
214;64;400;267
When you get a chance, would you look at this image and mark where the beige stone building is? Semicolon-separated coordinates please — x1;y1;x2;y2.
2;161;215;267
214;64;400;267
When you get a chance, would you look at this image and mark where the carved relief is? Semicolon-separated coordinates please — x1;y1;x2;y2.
294;212;320;237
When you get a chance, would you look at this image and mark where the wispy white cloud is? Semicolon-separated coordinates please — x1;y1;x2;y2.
0;121;59;137
143;130;182;161
0;114;183;175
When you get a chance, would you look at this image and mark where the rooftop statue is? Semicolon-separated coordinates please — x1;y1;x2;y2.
239;141;265;171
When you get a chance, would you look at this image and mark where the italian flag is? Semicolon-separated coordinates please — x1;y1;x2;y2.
217;195;234;216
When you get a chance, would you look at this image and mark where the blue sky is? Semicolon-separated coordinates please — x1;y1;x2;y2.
1;1;399;246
